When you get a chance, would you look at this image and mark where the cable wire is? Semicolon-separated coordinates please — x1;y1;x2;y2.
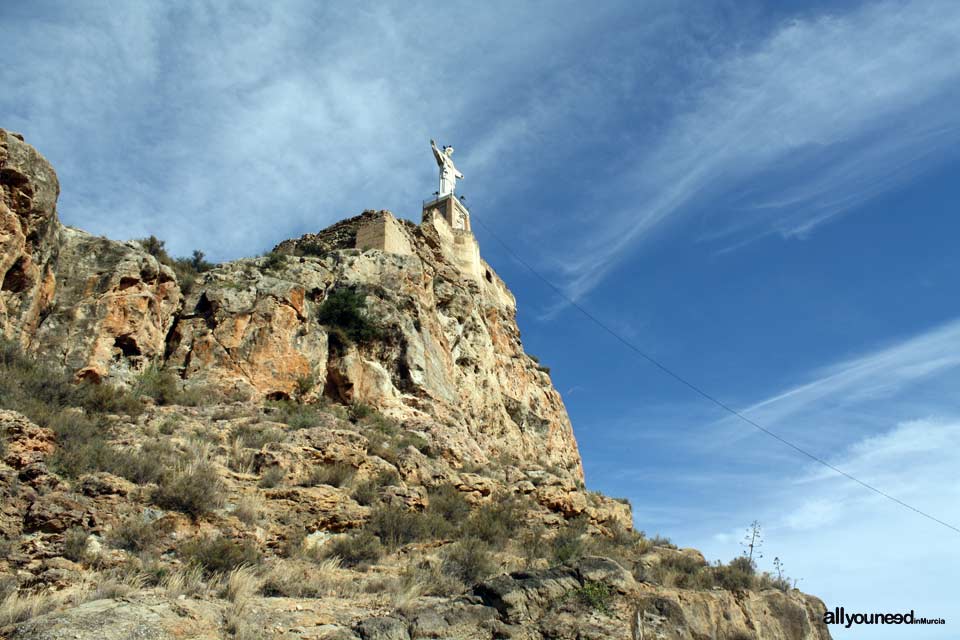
470;214;960;536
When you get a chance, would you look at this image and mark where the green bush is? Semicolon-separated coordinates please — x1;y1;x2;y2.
262;251;286;272
576;581;613;614
317;288;383;345
179;535;261;575
442;538;494;585
327;531;382;568
153;460;226;518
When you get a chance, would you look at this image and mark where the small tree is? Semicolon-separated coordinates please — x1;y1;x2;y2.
317;288;382;345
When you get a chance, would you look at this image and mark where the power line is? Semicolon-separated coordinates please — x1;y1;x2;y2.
470;214;960;536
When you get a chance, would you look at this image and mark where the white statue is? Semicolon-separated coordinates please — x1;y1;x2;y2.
431;139;463;197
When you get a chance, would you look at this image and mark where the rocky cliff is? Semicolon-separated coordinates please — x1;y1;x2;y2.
0;129;831;640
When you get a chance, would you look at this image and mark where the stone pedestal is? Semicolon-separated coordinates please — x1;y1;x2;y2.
422;194;470;232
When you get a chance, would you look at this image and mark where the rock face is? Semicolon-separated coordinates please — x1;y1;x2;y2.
0;129;584;484
0;129;181;385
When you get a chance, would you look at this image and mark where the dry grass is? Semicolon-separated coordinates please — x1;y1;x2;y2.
221;565;261;604
232;495;263;527
260;558;347;598
227;436;255;473
0;584;90;626
87;571;147;602
161;565;206;598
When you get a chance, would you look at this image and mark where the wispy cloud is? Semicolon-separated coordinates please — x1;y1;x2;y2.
557;0;960;299
0;1;622;260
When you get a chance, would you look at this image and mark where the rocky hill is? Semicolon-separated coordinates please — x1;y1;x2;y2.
0;128;831;639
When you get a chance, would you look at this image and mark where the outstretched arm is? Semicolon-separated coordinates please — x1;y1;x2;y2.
430;139;444;165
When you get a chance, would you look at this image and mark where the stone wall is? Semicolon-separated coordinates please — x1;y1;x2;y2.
355;210;413;255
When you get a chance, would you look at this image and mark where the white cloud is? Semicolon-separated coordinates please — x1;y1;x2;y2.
556;0;960;299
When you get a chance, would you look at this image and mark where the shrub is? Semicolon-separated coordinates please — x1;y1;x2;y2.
110;439;180;485
0;340;144;477
650;553;712;588
62;527;90;563
551;525;586;564
154;460;226;518
714;557;754;591
348;402;374;422
327;531;382;568
107;514;166;553
262;251;286;272
366;505;428;548
317;288;383;345
261;557;342;597
133;364;181;405
258;467;286;489
179;535;261;575
426;484;471;523
266;400;324;429
462;495;526;547
351;470;399;506
576;581;612;614
650;534;677;549
300;462;355;488
442;539;494;585
233;421;285;448
232;496;263;527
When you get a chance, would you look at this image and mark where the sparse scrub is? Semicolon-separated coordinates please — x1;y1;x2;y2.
62;527;91;563
154;459;226;518
111;439;180;485
300;462;355;488
351;470;399;506
258;466;286;489
326;531;383;568
179;535;261;576
442;538;495;585
551;524;587;564
262;251;286;272
107;514;167;553
261;557;343;597
462;495;526;546
367;505;431;548
233;421;285;448
266;399;324;429
426;484;471;523
232;496;263;526
713;556;755;591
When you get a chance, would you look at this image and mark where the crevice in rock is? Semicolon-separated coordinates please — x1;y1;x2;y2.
2;257;30;293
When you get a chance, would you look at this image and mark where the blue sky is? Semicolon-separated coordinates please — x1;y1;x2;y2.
3;1;960;636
